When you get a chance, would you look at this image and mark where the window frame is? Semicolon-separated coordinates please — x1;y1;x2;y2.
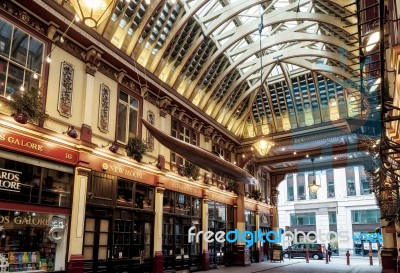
116;88;143;144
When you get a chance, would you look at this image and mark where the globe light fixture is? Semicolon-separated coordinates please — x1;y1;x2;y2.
308;158;320;193
69;0;117;28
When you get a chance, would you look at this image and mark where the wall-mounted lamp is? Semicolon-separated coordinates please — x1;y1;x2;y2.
102;141;119;153
204;173;210;184
63;126;78;138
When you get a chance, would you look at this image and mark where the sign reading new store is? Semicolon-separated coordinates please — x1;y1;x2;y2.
0;168;21;192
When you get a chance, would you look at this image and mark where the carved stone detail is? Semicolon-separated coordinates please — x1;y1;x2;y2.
82;47;102;76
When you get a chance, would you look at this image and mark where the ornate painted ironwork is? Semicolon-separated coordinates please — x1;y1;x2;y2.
58;62;74;117
98;84;110;133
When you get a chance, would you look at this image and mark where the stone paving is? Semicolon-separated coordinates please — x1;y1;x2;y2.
196;256;382;273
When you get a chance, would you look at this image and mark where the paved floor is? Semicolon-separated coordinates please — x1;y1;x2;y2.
196;256;381;273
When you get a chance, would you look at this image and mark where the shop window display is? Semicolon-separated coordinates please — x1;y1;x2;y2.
0;210;68;272
0;158;73;208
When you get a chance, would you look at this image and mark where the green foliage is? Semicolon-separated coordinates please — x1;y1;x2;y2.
226;180;239;194
9;87;45;123
125;137;149;162
183;162;200;180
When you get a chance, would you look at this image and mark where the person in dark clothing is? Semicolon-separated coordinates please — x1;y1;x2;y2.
327;243;332;261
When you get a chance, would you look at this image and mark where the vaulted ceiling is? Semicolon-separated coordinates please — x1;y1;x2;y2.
51;0;382;173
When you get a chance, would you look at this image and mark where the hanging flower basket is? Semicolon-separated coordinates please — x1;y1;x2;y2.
125;137;149;162
9;87;45;124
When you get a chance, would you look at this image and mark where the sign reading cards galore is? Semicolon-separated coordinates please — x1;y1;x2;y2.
0;168;22;193
0;130;78;165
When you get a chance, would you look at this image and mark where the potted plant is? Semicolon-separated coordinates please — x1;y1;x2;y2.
226;180;239;194
183;162;199;180
125;137;149;162
9;87;45;124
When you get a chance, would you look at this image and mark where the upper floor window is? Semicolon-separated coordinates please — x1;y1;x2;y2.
326;169;335;198
359;166;370;195
117;90;139;143
308;173;317;200
0;18;44;97
346;167;356;196
328;212;337;224
352;209;380;224
170;119;198;167
297;174;305;200
290;213;316;226
287;175;294;201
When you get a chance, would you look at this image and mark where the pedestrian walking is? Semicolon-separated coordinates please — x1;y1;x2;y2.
327;243;332;261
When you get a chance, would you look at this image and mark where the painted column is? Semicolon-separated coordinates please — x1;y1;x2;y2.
80;47;102;142
233;183;249;266
254;207;262;262
201;193;209;271
380;219;397;271
67;167;89;273
153;187;164;273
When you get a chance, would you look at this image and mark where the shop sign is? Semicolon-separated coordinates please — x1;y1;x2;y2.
0;214;49;226
208;192;233;205
0;168;21;193
101;162;152;183
0;131;78;165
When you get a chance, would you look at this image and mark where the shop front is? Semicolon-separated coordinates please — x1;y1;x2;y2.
162;190;202;272
0;128;78;273
83;163;156;273
259;211;271;262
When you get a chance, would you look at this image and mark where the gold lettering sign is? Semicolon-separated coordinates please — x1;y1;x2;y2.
0;215;49;226
172;182;195;194
0;168;22;193
103;162;144;180
208;193;232;205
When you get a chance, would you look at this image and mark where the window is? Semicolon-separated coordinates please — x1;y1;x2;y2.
297;174;305;200
352;210;381;224
328;212;337;224
117;90;139;143
308;173;317;200
171;119;198;168
327;169;335;198
0;18;44;97
359;166;370;195
290;213;316;226
346;167;356;196
287;175;294;201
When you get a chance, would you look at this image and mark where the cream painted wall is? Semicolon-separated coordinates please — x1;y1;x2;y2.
90;72;119;142
44;47;85;132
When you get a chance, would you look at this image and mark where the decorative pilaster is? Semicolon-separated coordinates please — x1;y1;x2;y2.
233;186;250;266
202;193;209;271
381;219;397;271
153;187;165;273
81;47;102;142
254;209;261;263
67;167;90;273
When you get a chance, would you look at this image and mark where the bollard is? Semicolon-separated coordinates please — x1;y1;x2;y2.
369;249;373;265
346;250;350;265
326;249;329;264
306;249;309;263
